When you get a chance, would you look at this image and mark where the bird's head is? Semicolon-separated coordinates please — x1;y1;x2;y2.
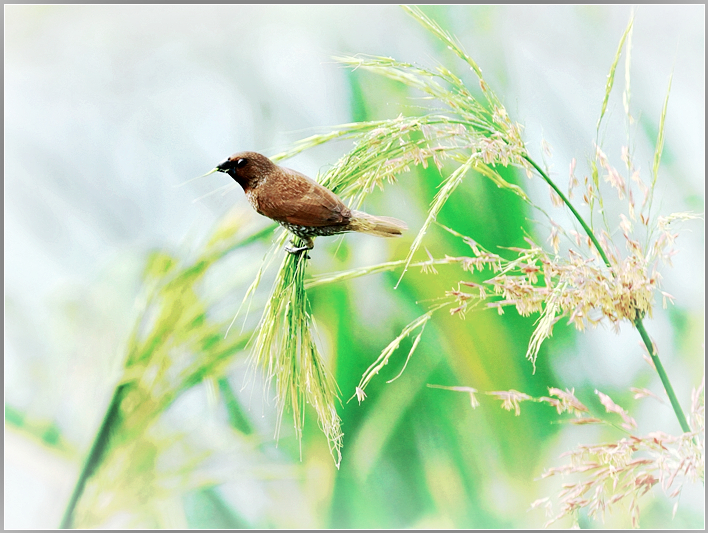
215;151;275;190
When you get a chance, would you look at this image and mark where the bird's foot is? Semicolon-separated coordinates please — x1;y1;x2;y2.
285;236;314;258
285;243;312;259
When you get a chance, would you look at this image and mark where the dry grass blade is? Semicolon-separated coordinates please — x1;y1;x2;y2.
427;384;480;408
525;286;563;373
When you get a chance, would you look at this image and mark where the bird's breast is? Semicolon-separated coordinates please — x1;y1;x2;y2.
245;190;263;214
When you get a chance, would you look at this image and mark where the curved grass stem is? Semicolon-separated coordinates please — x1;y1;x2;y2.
522;155;612;269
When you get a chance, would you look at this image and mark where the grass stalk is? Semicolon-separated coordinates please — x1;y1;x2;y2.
523;154;612;270
634;317;691;433
59;384;128;528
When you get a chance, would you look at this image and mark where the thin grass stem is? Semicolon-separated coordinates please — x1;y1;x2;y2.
634;317;691;434
523;155;613;270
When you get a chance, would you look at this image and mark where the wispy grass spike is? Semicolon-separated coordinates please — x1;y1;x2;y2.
305;257;459;290
224;229;288;339
597;14;634;136
352;310;436;401
402;5;484;81
396;154;477;288
650;73;673;200
622;12;634;125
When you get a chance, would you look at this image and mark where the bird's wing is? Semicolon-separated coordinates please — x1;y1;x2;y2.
256;168;351;227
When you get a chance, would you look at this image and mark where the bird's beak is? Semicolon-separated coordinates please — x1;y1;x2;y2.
215;158;230;172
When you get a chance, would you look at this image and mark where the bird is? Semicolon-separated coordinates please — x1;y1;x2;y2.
213;151;407;254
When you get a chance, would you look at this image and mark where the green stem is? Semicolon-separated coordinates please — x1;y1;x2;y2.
522;154;691;434
60;384;127;529
634;317;692;433
523;155;612;269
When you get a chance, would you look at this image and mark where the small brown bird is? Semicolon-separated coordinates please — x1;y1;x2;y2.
214;152;407;253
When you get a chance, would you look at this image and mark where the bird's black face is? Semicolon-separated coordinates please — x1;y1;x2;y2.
216;156;249;175
214;151;274;190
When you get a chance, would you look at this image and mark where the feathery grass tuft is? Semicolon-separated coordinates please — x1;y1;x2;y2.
248;241;343;466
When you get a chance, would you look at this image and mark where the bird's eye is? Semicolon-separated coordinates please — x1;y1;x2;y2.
235;158;248;169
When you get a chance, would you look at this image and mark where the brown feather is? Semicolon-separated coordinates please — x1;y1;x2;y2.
250;168;351;227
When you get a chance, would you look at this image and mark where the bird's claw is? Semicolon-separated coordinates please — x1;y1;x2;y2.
285;236;313;259
285;244;311;259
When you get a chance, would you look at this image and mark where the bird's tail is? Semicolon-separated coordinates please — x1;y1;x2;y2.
349;210;408;238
